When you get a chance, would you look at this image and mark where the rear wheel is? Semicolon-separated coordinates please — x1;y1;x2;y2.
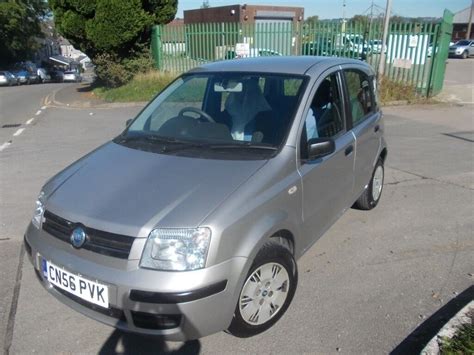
353;158;384;210
227;241;297;337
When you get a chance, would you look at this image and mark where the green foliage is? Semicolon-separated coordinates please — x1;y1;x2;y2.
85;0;151;51
93;71;176;102
49;0;178;86
0;0;46;66
440;324;474;355
147;0;178;24
305;15;319;27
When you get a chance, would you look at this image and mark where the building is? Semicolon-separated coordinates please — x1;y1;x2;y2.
184;4;304;25
452;6;473;41
182;4;305;59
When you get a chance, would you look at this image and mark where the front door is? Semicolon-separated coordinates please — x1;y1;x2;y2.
297;70;355;252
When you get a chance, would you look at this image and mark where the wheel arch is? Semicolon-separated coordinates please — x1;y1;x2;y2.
379;147;388;163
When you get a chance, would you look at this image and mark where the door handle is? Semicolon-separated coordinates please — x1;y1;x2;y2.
374;125;380;133
345;145;354;156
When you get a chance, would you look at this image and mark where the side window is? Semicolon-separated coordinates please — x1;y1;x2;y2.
300;72;344;158
345;70;374;126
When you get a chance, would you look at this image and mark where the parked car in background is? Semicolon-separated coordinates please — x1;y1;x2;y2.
37;68;52;83
449;39;474;59
50;69;65;83
368;39;386;54
25;56;387;341
0;71;18;86
302;39;334;56
226;48;282;59
63;70;82;82
12;70;32;85
334;34;370;60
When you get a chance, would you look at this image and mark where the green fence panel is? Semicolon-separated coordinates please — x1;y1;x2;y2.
152;14;451;97
427;10;454;97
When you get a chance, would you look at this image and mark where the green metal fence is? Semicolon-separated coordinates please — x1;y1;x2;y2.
151;12;453;97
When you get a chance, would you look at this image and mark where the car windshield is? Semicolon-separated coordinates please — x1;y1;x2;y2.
455;40;470;46
118;72;306;159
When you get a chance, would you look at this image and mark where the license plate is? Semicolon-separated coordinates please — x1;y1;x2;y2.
42;259;109;308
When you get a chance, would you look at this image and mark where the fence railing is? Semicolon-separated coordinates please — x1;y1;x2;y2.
151;11;453;97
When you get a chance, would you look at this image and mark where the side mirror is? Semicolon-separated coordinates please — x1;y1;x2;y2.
307;138;335;160
125;119;132;127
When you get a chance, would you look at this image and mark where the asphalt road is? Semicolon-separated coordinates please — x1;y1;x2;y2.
0;75;472;354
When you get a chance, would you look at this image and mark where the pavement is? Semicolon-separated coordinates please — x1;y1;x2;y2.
436;58;474;104
0;65;473;354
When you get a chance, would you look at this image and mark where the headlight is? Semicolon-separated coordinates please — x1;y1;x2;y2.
140;228;211;271
32;191;45;229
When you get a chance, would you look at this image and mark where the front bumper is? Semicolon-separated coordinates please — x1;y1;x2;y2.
25;223;248;341
448;50;464;57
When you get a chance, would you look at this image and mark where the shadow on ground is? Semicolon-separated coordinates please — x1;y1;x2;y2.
391;285;474;354
99;330;201;355
76;83;95;93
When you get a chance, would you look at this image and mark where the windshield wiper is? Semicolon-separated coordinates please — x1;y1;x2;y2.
208;143;278;150
116;135;278;152
116;134;189;145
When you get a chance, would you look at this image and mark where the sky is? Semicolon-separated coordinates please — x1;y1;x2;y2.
176;0;472;19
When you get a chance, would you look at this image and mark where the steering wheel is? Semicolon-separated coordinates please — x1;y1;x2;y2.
178;107;215;123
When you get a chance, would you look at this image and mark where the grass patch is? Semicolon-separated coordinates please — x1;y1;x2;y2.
93;71;176;102
440;323;474;355
379;76;419;104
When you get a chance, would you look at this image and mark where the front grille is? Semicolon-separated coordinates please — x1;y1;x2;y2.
53;285;126;321
42;210;134;259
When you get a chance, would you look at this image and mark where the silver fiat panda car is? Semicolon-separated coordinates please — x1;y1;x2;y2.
25;56;386;340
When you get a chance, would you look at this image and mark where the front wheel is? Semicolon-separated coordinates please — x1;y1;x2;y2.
227;241;297;338
462;51;468;59
353;157;384;210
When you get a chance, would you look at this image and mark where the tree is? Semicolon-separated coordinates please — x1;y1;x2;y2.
49;0;177;87
0;0;47;66
200;0;210;9
350;14;370;27
305;15;319;27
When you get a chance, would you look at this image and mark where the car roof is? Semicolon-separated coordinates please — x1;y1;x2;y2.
190;56;366;76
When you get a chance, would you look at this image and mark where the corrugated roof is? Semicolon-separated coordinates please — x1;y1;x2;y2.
454;6;473;24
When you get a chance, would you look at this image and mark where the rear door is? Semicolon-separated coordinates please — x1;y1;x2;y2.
341;65;382;202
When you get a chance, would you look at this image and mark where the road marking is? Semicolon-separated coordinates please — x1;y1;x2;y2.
13;128;25;137
35;110;42;116
41;106;47;110
26;118;34;125
0;141;12;151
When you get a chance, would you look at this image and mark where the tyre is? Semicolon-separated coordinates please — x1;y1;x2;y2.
227;241;297;338
462;51;468;59
353;157;384;210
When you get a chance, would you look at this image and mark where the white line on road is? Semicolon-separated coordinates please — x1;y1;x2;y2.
0;141;12;152
26;118;34;125
35;110;42;116
13;128;25;137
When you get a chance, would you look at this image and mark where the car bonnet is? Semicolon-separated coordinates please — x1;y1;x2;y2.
44;142;267;238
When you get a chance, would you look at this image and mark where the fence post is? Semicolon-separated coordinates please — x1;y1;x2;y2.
427;9;454;97
151;25;162;70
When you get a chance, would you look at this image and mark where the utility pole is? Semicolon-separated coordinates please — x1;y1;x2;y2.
378;0;392;77
466;0;473;40
342;0;347;32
